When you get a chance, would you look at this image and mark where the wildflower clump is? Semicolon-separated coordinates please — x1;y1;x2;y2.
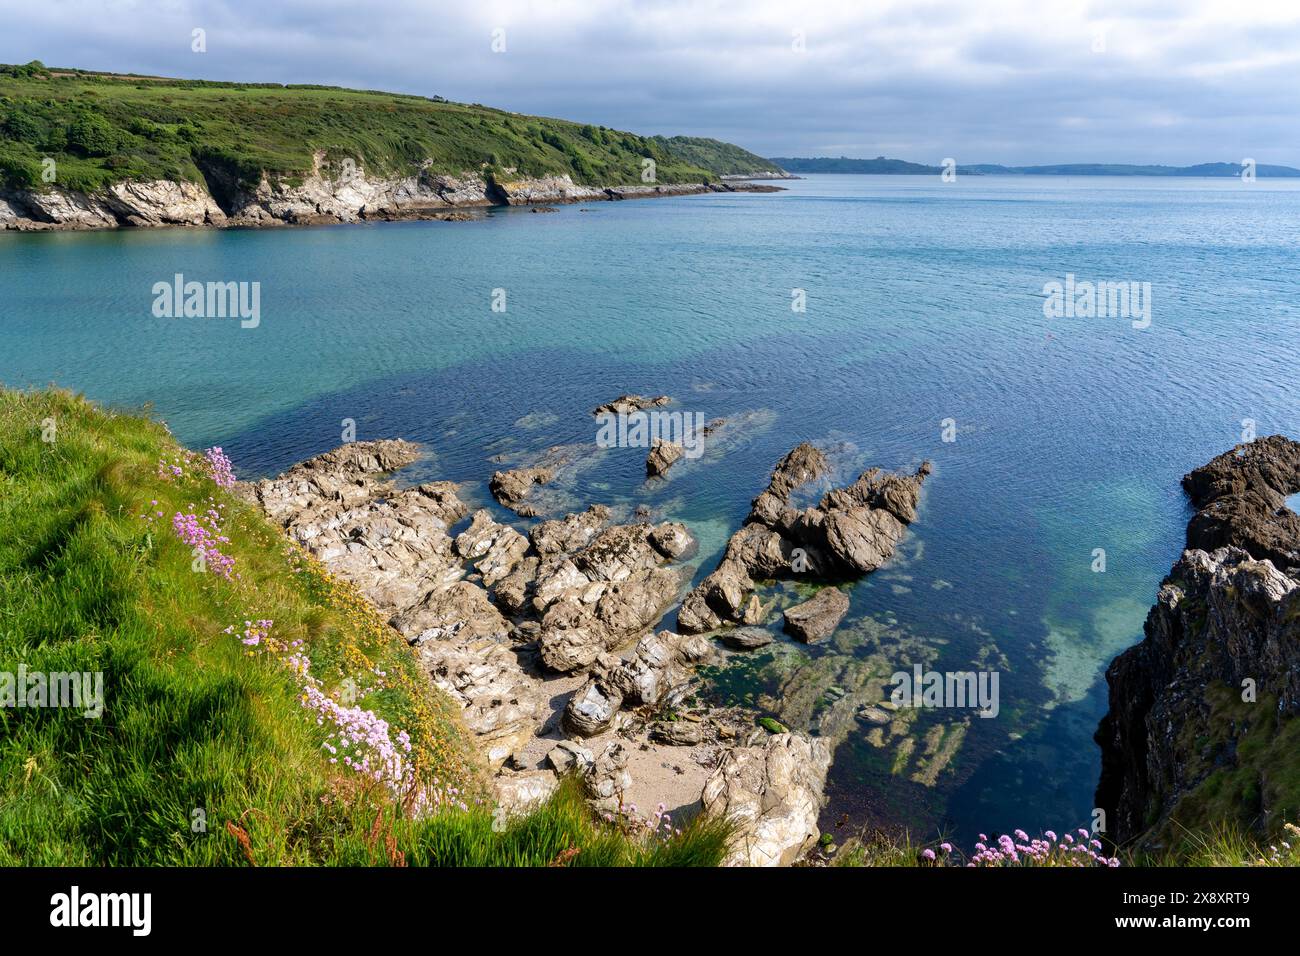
961;828;1119;867
171;503;235;578
203;446;236;488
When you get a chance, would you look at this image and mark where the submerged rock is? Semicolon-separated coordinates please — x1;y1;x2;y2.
783;588;850;643
720;627;776;650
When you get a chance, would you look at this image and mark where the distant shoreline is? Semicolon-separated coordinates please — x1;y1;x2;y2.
769;157;1300;178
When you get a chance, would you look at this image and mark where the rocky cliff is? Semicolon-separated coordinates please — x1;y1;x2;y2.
0;154;780;231
1095;436;1300;849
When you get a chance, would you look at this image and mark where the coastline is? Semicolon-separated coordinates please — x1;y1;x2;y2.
0;171;784;233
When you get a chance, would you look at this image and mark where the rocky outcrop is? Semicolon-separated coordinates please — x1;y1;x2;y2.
533;521;696;672
1181;435;1300;570
678;443;930;633
702;732;832;866
247;432;834;863
1096;436;1300;847
720;627;775;650
245;440;546;768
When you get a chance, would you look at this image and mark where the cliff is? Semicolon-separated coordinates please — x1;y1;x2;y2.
1095;436;1300;850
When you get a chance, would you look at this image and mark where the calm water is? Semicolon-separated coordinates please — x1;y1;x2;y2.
4;174;1299;841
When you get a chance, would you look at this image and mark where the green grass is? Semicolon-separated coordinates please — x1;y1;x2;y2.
0;61;775;194
0;387;730;866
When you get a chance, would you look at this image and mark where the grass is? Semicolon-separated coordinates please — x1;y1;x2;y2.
0;61;778;195
0;387;730;866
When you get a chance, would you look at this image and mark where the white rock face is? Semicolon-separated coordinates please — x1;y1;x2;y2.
494;174;605;205
108;180;225;225
702;732;832;867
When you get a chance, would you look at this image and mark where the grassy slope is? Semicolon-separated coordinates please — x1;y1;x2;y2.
0;388;728;866
651;136;785;176
0;61;774;194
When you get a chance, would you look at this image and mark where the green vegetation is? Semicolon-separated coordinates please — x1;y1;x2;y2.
650;135;784;176
1149;683;1300;853
768;155;941;175
0;387;729;866
0;61;772;194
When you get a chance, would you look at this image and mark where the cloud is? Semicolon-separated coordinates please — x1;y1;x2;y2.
1;0;1297;164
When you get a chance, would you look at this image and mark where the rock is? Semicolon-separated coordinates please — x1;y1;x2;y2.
720;627;775;650
546;740;595;774
822;506;907;574
492;556;539;617
493;770;559;815
648;521;695;560
490;467;554;516
1181;435;1300;569
564;674;625;737
702;733;832;866
248;440;545;770
394;580;509;644
783;588;850;643
676;560;753;634
857;705;893;725
2;163;783;233
535;523;692;672
646;439;685;477
1095;436;1300;848
677;445;929;634
650;721;704;746
412;619;545;768
584;742;634;815
531;505;610;556
494;175;605;205
740;594;766;625
763;442;830;502
592;394;671;416
454;510;528;586
563;631;713;734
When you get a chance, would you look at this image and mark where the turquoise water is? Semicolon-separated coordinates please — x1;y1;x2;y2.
4;174;1299;840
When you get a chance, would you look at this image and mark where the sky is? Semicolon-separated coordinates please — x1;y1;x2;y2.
2;0;1299;165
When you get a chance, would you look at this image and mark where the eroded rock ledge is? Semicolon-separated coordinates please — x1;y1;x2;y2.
1095;436;1300;847
1;162;782;232
242;437;840;866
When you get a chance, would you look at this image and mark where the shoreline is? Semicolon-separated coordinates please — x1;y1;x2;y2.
0;175;784;234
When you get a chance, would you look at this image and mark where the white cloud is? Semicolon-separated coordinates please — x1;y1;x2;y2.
1;0;1297;163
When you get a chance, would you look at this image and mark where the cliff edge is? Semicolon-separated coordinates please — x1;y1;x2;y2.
1096;436;1300;849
